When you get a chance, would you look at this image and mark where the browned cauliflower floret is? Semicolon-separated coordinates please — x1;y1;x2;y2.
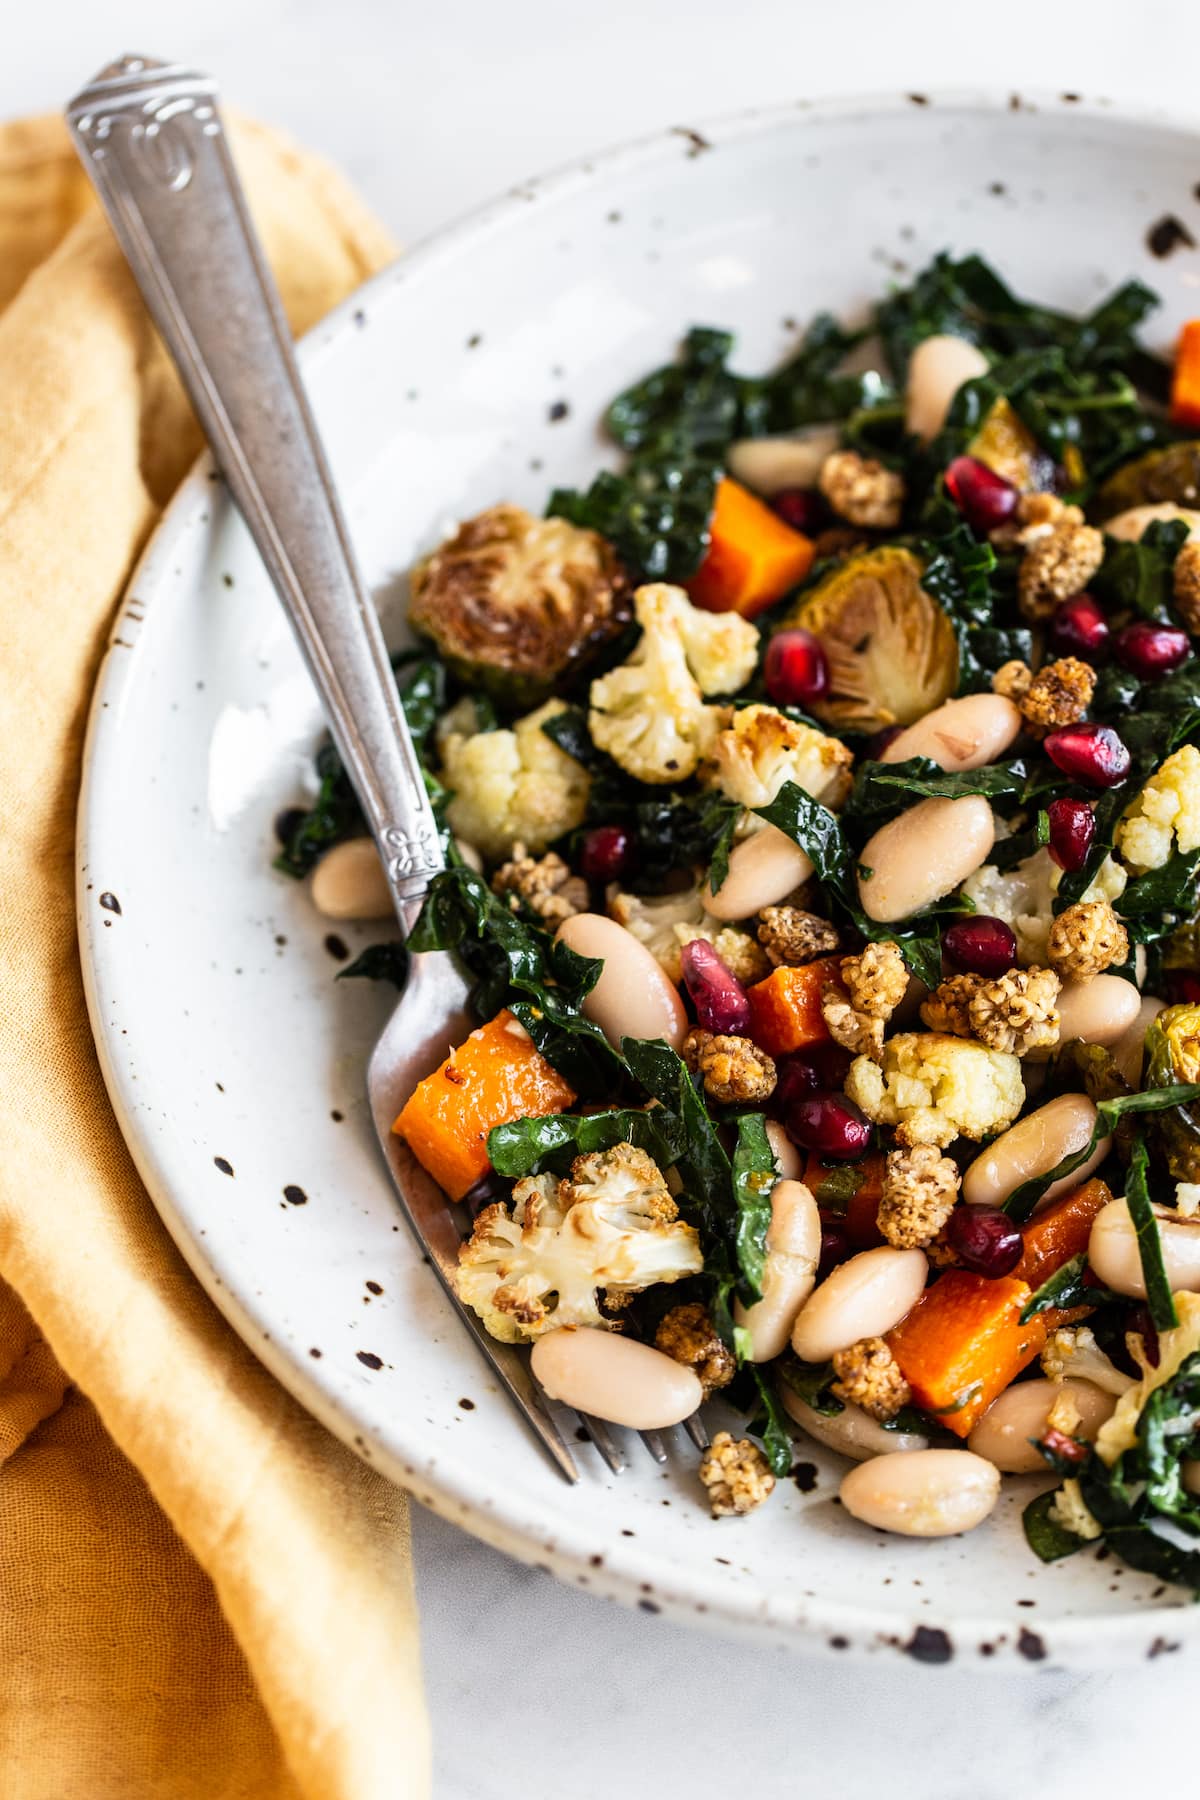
491;843;588;925
846;1032;1025;1146
683;1028;777;1104
1017;506;1105;621
654;1302;736;1399
698;1431;776;1517
830;1336;912;1421
818;450;905;529
608;880;768;985
877;1144;960;1249
409;503;629;703
1017;657;1096;735
822;939;909;1062
757;906;840;967
1047;899;1129;984
992;659;1033;703
921;966;1061;1058
1175;539;1200;634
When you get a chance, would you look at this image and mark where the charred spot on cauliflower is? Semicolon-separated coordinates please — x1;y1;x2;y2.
492;844;588;925
920;965;1061;1058
830;1336;913;1421
1047;899;1129;984
756;906;841;967
699;703;854;812
683;1028;777;1104
698;1431;776;1517
409;503;629;704
455;1144;702;1342
608;881;768;985
441;699;589;862
1115;743;1200;876
654;1302;736;1399
877;1144;960;1249
587;584;754;785
1017;657;1096;736
818;449;905;529
845;1031;1025;1147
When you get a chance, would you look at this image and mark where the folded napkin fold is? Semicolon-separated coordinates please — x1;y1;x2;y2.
0;114;429;1800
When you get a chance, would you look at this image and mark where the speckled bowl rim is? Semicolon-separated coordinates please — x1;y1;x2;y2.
79;87;1200;1667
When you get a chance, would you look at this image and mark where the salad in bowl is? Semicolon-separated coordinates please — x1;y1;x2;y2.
277;251;1200;1585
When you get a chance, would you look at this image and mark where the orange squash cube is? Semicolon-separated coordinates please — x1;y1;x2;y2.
686;477;816;617
746;957;842;1058
886;1270;1047;1437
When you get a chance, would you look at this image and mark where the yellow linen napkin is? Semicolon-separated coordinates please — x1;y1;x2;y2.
0;114;430;1800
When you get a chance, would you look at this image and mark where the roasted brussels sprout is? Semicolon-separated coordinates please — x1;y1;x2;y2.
408;504;630;705
966;397;1048;492
1093;442;1200;522
780;546;958;734
1144;1003;1200;1181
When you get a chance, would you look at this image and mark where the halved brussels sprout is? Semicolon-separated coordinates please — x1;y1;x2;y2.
1144;1003;1200;1181
409;504;630;705
781;546;958;734
1093;442;1200;522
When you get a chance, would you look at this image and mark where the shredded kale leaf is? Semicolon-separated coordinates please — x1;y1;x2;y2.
1002;1083;1200;1222
1023;1489;1090;1563
1093;518;1191;623
1124;1131;1179;1332
1019;1252;1121;1324
621;1038;733;1236
335;943;408;988
745;1363;795;1477
487;1106;687;1179
732;1114;777;1302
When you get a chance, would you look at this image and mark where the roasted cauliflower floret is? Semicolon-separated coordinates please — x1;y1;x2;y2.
683;1028;777;1104
409;503;629;703
756;905;841;967
962;846;1127;966
587;584;743;784
822;939;909;1062
455;1145;703;1342
845;1031;1025;1147
698;1431;775;1517
699;703;854;813
1114;743;1200;876
608;881;768;985
654;1302;736;1400
991;659;1033;703
1047;899;1129;984
830;1336;912;1421
877;1144;960;1249
1175;539;1200;633
1041;1325;1135;1397
492;844;588;925
441;699;589;862
818;449;905;529
1017;657;1096;736
920;965;1061;1058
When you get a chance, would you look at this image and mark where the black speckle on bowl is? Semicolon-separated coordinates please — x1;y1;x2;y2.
99;892;121;915
1147;213;1196;258
1017;1628;1047;1662
213;1156;233;1177
356;1351;383;1371
283;1185;307;1206
671;125;711;157
547;399;570;423
905;1626;953;1664
366;1280;383;1295
323;934;350;962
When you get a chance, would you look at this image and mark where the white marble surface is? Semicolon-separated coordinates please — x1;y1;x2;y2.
10;2;1195;1792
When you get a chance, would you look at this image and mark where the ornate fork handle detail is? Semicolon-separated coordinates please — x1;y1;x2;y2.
68;56;443;931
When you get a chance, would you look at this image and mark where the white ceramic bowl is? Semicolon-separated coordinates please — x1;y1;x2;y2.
79;91;1200;1666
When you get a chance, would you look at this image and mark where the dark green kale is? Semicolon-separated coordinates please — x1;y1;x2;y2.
732;1113;776;1302
1002;1083;1200;1222
1093;518;1191;623
335;943;408;988
487;1105;687;1179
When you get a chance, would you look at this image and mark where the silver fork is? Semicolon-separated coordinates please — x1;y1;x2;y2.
67;54;708;1484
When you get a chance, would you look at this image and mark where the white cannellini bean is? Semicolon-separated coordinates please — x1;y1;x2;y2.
555;913;687;1051
1111;995;1166;1089
779;1385;930;1461
856;795;994;924
840;1448;1001;1537
962;1094;1108;1211
310;836;393;919
705;824;813;922
880;693;1023;773
1054;974;1143;1052
765;1118;803;1181
726;426;842;497
530;1327;702;1429
1088;1198;1200;1299
454;837;484;875
1104;503;1200;544
905;335;991;444
734;1179;821;1363
791;1246;928;1363
967;1378;1116;1473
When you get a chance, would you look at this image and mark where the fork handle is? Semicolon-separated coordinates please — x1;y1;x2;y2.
67;55;442;934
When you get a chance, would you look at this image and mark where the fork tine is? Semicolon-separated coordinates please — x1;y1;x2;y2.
638;1429;669;1463
683;1411;710;1451
578;1412;627;1474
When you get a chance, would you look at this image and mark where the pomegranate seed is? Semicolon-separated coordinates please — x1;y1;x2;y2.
1039;1427;1088;1466
764;629;830;708
767;1054;822;1119
816;1220;854;1281
1049;593;1109;661
1114;621;1191;680
771;487;825;535
1167;971;1200;1005
944;456;1019;535
942;916;1017;977
580;824;633;883
785;1091;872;1161
1044;722;1131;788
946;1204;1023;1278
1046;797;1095;872
680;938;750;1035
